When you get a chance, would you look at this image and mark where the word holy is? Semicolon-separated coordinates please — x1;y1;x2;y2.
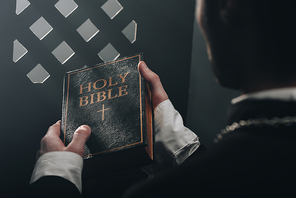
78;72;129;107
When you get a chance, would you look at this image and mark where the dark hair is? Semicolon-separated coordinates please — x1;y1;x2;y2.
251;0;296;78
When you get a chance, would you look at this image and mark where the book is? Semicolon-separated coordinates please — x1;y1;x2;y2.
61;53;154;178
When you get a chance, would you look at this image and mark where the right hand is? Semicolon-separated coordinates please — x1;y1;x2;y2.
36;120;91;159
138;61;169;110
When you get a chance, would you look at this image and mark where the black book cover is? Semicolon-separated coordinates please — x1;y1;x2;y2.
61;53;154;177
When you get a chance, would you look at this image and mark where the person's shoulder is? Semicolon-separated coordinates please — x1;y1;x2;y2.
123;128;296;198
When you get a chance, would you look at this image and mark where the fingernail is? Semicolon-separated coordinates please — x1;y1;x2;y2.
78;125;90;131
139;61;148;70
78;125;85;130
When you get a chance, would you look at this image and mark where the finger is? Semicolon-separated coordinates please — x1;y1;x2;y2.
66;125;91;157
138;61;169;110
46;120;61;137
39;120;65;156
138;61;158;84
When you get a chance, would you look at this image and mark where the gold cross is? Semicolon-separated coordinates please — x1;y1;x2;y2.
97;104;109;121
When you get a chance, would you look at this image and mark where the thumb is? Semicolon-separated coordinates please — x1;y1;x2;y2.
66;125;91;157
138;61;168;110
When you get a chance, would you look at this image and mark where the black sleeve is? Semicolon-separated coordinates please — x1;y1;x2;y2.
28;176;81;198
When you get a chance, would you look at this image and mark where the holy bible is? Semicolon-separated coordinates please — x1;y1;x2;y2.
61;53;154;178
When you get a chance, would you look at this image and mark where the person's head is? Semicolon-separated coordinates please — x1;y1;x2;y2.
196;0;296;93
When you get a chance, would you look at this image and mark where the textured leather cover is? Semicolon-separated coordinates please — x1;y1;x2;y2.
61;53;153;168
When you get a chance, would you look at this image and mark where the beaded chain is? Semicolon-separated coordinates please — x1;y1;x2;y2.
214;116;296;143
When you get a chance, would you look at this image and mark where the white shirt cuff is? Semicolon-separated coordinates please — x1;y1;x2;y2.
154;99;200;165
30;151;83;193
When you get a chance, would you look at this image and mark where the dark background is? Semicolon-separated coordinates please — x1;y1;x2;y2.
0;0;239;196
186;21;239;147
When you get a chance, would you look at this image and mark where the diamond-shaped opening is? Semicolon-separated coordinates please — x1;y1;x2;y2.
27;64;50;83
16;0;31;15
13;39;28;63
122;20;137;44
98;43;120;62
29;17;53;40
55;0;78;18
76;19;100;42
52;41;75;64
101;0;123;19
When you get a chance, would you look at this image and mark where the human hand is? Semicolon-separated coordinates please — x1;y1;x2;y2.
138;61;169;110
37;120;91;159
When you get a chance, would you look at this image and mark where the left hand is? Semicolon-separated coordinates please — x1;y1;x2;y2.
138;61;169;110
36;120;91;159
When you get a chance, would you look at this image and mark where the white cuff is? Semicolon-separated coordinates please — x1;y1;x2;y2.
30;151;83;193
154;99;200;165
